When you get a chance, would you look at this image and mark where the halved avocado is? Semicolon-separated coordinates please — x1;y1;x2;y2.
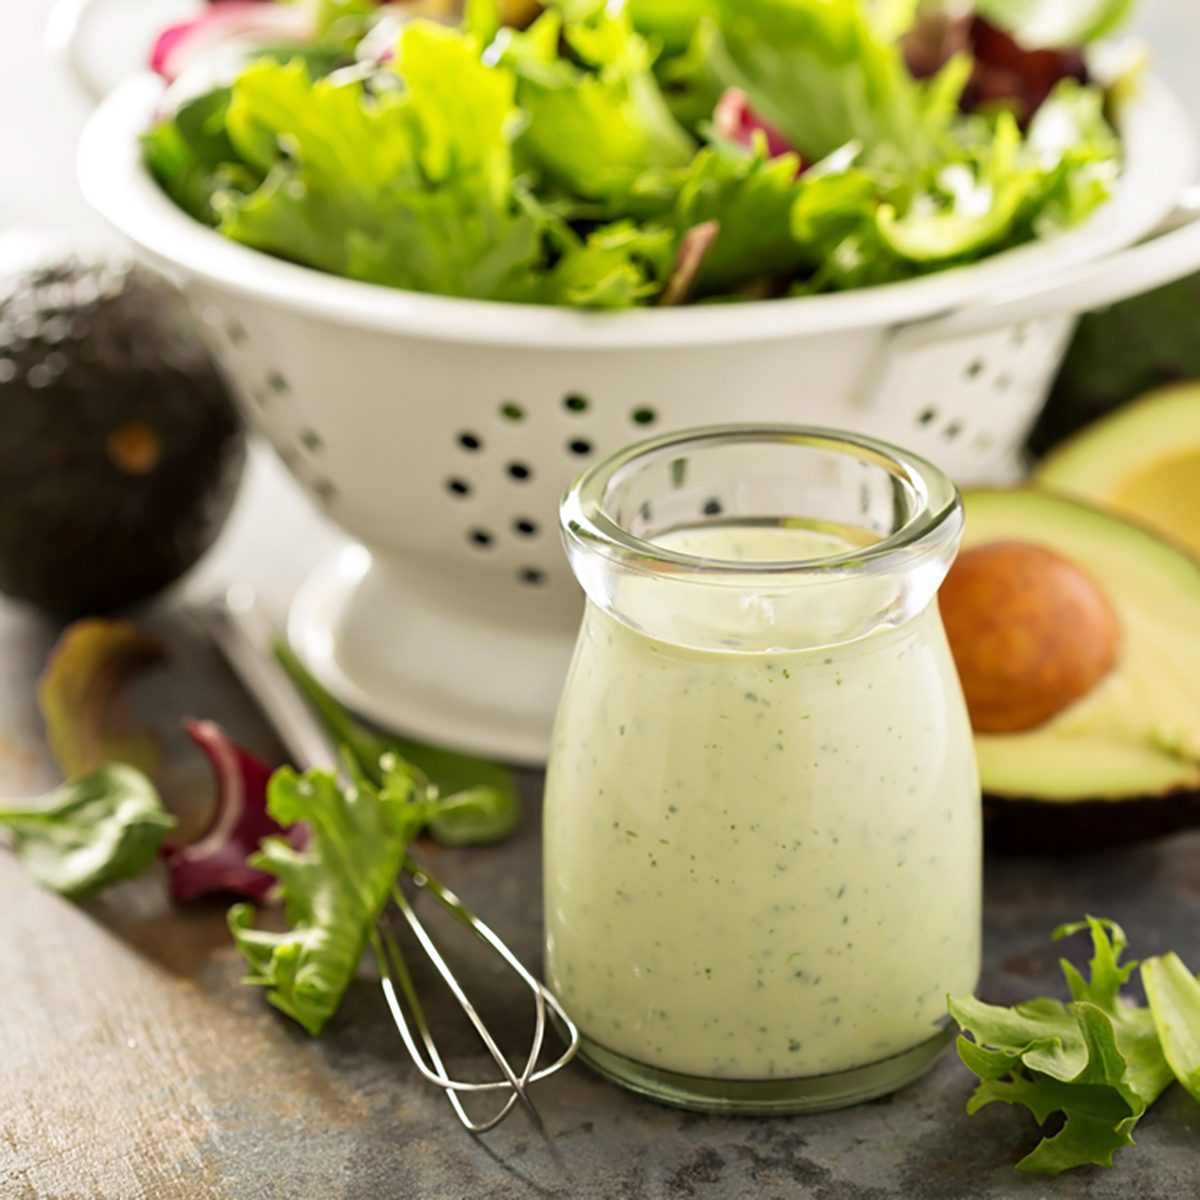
952;489;1200;852
1037;384;1200;557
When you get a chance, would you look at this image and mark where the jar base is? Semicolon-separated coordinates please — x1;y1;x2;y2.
577;1027;953;1114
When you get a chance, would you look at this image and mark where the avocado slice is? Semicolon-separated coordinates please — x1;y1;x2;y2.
1037;384;1200;557
957;489;1200;852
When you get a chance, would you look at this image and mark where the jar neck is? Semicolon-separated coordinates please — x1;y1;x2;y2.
561;426;963;653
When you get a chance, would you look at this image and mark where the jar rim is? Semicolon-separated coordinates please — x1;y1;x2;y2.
560;424;962;582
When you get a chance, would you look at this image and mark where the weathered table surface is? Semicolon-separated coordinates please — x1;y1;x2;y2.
0;455;1198;1200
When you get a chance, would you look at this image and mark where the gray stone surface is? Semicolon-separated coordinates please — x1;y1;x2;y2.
0;602;1198;1199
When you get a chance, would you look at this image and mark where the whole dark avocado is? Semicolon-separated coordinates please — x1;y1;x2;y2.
0;253;246;615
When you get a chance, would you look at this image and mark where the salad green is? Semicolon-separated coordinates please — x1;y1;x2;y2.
144;0;1134;307
0;766;175;900
229;761;431;1035
949;917;1200;1174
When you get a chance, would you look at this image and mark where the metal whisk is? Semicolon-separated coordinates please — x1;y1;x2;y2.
192;587;579;1133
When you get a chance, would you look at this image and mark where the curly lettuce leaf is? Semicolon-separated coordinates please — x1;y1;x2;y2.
229;763;431;1035
493;2;695;200
669;141;808;294
544;220;678;307
214;24;543;299
876;111;1027;261
1142;953;1200;1104
0;766;175;900
949;917;1175;1175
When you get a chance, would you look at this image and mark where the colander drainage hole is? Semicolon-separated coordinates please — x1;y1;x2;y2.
226;320;248;347
916;408;937;426
563;393;590;414
631;407;657;426
568;438;593;457
446;478;472;498
458;431;484;452
514;517;539;537
518;567;546;586
943;422;963;441
468;528;494;548
507;461;533;482
702;497;724;517
267;370;290;395
500;401;525;422
299;428;323;454
965;360;984;380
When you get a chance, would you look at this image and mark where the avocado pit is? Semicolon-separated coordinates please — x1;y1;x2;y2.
940;540;1120;734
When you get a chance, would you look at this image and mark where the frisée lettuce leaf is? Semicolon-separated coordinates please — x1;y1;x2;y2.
492;1;695;201
229;762;433;1035
142;1;1130;306
948;917;1177;1174
210;24;544;300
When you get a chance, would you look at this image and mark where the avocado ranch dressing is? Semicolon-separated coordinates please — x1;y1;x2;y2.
544;522;981;1084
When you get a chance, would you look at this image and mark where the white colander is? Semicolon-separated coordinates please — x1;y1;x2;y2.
79;71;1200;763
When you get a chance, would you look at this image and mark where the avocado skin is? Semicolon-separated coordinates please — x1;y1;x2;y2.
1031;271;1200;456
983;789;1200;855
0;256;246;615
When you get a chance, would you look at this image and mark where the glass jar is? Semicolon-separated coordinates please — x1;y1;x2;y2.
543;426;981;1114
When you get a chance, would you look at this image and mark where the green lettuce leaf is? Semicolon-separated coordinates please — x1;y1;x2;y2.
670;141;808;294
544;220;678;308
274;642;520;847
876;112;1027;262
973;0;1137;48
1020;79;1122;236
215;24;543;300
708;0;943;168
1142;952;1200;1103
628;0;719;54
229;763;432;1035
143;88;262;225
0;766;175;900
494;2;695;200
949;917;1175;1175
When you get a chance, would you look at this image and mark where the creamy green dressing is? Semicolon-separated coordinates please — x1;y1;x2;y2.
544;524;981;1081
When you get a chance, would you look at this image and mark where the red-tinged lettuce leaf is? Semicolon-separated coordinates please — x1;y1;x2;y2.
658;219;719;306
713;87;803;167
903;13;1088;124
948;917;1175;1175
151;2;314;82
38;619;166;780
964;18;1088;123
164;719;295;903
1141;952;1200;1104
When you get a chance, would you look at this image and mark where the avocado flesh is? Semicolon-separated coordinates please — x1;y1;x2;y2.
1037;385;1200;556
961;490;1200;817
